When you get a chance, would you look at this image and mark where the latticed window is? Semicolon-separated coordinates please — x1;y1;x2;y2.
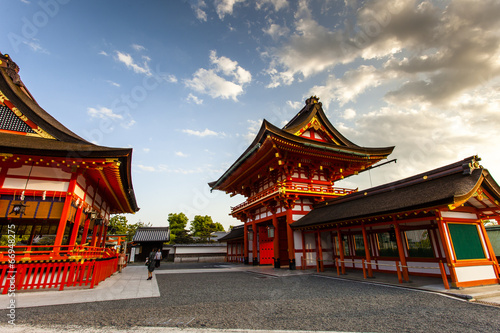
354;234;366;256
0;105;35;133
376;232;399;257
405;229;434;258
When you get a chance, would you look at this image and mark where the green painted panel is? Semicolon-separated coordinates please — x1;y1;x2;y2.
448;223;485;260
486;227;500;256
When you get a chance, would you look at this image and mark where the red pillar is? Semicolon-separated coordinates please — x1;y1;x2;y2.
286;209;295;269
53;173;78;252
393;221;409;282
68;205;84;250
243;223;249;264
81;218;90;246
317;231;324;272
362;223;373;277
252;222;258;265
90;224;100;247
337;226;345;274
272;215;279;268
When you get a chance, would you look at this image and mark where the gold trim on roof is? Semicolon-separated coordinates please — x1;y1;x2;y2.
0;91;55;139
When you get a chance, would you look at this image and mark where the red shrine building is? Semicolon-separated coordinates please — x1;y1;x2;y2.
213;96;500;288
210;96;394;269
0;53;139;293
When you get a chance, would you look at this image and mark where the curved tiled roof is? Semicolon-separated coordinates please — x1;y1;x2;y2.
0;52;139;213
133;227;170;242
218;225;244;242
209;96;394;191
291;156;499;229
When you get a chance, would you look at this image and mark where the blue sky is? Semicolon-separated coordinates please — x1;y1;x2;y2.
3;0;500;229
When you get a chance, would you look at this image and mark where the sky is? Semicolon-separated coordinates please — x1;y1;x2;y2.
2;0;500;230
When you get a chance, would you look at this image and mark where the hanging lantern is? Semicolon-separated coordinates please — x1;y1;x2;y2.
267;225;275;238
10;202;27;215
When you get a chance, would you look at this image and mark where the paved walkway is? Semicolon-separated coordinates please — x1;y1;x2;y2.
1;263;499;309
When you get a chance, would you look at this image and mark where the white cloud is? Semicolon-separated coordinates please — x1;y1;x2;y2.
256;0;288;11
131;44;145;51
166;74;178;83
99;51;108;56
106;80;120;87
209;50;252;84
137;165;156;172
244;119;262;143
87;107;123;120
182;128;224;137
175;151;189;157
143;148;150;153
185;50;251;101
191;0;208;21
263;23;290;40
115;51;151;76
187;93;203;105
286;100;302;109
214;0;245;20
343;108;356;120
185;68;243;101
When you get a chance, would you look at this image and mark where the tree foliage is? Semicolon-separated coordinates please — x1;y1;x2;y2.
168;212;193;244
190;215;225;242
108;215;151;241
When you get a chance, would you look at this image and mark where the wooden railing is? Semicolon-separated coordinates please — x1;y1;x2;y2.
0;257;118;294
0;244;118;293
0;245;117;263
231;183;356;212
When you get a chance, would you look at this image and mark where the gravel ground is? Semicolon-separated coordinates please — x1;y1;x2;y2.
2;270;500;332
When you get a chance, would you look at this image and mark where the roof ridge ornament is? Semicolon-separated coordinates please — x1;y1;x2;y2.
306;96;321;106
462;155;481;175
0;53;23;86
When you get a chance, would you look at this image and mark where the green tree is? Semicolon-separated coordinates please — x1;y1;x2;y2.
108;215;151;241
190;215;225;243
168;212;193;244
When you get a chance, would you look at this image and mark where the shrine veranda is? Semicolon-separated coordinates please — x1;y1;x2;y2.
0;53;138;293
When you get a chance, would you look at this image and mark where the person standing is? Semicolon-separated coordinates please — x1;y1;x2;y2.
154;248;162;268
147;248;156;280
117;248;126;273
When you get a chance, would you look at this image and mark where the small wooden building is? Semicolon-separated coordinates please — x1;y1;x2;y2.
291;156;500;288
131;227;170;262
219;225;244;263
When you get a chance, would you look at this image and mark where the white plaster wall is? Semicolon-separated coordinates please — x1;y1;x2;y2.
304;233;316;250
441;211;478;219
406;261;441;275
175;246;227;254
294;230;302;250
455;265;497;282
7;165;71;179
3;177;69;192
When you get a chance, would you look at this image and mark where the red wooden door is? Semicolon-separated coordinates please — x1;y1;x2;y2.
258;226;274;265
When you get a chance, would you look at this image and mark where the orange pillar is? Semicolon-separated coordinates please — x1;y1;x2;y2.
393;222;409;282
81;218;90;245
479;222;500;279
68;205;84;250
337;227;345;274
362;223;373;277
317;231;324;272
100;224;108;249
286;209;295;270
90;224;100;247
53;173;78;251
272;215;280;268
435;212;458;287
243;223;249;264
252;222;258;265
